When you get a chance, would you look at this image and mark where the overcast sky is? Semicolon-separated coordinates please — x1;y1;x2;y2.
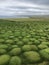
0;0;49;17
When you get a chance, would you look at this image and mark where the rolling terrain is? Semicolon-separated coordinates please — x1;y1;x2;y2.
0;18;49;65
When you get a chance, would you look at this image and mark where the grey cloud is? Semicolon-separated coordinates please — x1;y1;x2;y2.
0;0;49;18
20;0;49;6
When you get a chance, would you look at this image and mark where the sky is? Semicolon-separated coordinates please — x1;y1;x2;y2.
0;0;49;17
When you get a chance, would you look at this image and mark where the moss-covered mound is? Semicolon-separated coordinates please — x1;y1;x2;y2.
0;49;6;54
42;42;49;46
16;41;24;46
9;56;21;65
0;39;4;43
0;55;10;65
9;48;21;55
38;44;48;50
22;45;38;52
31;45;38;51
23;51;41;63
0;44;8;49
22;45;32;51
34;40;40;45
40;48;49;60
5;39;14;44
11;45;18;48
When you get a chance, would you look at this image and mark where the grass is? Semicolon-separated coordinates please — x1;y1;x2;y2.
0;18;49;65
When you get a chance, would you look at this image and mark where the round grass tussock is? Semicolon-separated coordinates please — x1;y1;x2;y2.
38;44;48;50
29;38;36;42
0;49;7;54
11;45;18;48
16;41;24;46
0;39;5;43
5;39;14;44
23;51;41;63
9;56;21;65
22;38;29;43
22;45;32;52
14;38;19;42
42;42;49;46
27;42;33;45
8;35;15;39
34;40;40;45
0;44;8;49
31;45;38;51
40;48;49;60
0;55;10;65
9;48;21;55
14;32;20;37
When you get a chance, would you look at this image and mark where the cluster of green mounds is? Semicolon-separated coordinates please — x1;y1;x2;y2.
0;19;49;65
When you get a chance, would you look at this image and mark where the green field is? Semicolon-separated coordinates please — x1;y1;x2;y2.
0;18;49;65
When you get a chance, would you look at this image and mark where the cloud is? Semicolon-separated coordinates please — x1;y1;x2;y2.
22;0;49;6
0;0;49;17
